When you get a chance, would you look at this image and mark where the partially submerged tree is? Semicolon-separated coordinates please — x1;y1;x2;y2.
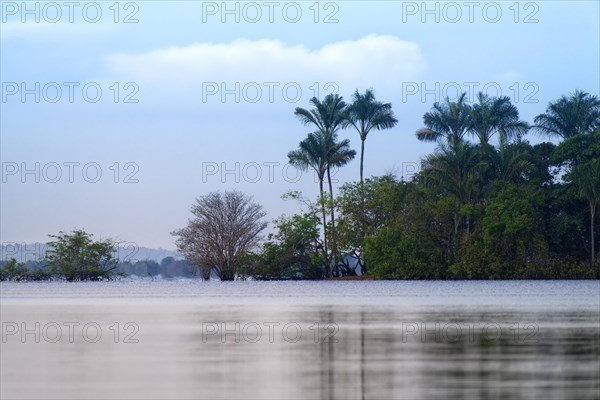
45;230;119;281
172;191;267;280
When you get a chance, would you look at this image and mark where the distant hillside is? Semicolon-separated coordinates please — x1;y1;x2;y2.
0;243;182;263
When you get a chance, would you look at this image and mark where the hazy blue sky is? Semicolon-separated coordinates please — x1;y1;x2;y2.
1;0;599;249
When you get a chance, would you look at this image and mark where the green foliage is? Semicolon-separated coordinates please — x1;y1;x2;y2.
362;182;453;280
551;131;600;167
335;175;406;274
466;92;529;146
335;89;597;280
45;230;120;281
534;90;600;139
451;182;550;279
364;223;445;279
0;259;53;281
0;258;31;281
346;89;398;182
242;213;323;280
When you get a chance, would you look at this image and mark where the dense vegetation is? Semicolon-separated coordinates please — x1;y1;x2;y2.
244;90;600;280
2;90;598;281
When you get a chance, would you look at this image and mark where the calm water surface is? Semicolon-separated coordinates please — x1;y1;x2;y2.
1;280;599;399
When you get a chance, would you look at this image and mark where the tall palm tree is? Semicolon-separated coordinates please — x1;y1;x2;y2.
466;92;529;148
325;134;356;265
570;158;600;264
534;90;600;139
416;92;470;147
295;94;349;262
326;134;357;198
346;89;398;183
294;94;347;137
288;131;331;269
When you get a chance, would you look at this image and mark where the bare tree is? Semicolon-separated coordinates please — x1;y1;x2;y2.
172;191;267;280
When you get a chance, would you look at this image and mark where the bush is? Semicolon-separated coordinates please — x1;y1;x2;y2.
364;226;446;280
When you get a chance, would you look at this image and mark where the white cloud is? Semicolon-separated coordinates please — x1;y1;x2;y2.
105;35;426;99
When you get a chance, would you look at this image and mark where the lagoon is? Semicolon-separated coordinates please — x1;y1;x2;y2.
1;280;599;399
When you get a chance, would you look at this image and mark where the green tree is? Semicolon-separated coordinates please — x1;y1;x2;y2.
416;92;470;146
569;159;600;264
466;92;529;147
551;131;600;167
325;134;356;263
534;90;600;139
552;132;600;264
484;140;536;183
294;94;354;268
45;230;119;281
243;213;322;280
363;182;450;279
346;89;398;182
364;224;444;279
451;182;550;279
294;94;349;198
335;175;404;275
0;258;30;281
421;141;487;241
288;130;331;265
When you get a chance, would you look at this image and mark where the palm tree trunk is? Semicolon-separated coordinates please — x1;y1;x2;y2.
453;212;459;236
319;178;329;276
590;202;596;264
326;166;337;269
359;138;365;183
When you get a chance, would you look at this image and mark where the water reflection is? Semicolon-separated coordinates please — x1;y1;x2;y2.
1;281;598;400
185;307;599;399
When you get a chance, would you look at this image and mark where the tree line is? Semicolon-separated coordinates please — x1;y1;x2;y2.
3;89;598;281
0;231;197;281
241;89;599;280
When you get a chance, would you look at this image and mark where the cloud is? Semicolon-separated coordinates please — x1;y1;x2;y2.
105;35;426;99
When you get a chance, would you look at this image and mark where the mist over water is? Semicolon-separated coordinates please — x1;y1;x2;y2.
1;280;599;399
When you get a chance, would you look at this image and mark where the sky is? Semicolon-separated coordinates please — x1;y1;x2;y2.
1;0;599;250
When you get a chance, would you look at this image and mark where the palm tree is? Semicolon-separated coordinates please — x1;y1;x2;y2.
466;92;529;148
421;141;487;241
490;141;534;183
288;131;331;270
346;89;398;183
326;134;356;267
416;92;470;147
295;94;349;263
326;134;357;198
570;158;600;264
534;90;600;139
294;94;348;137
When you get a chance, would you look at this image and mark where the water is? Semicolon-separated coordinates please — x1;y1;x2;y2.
1;280;599;399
